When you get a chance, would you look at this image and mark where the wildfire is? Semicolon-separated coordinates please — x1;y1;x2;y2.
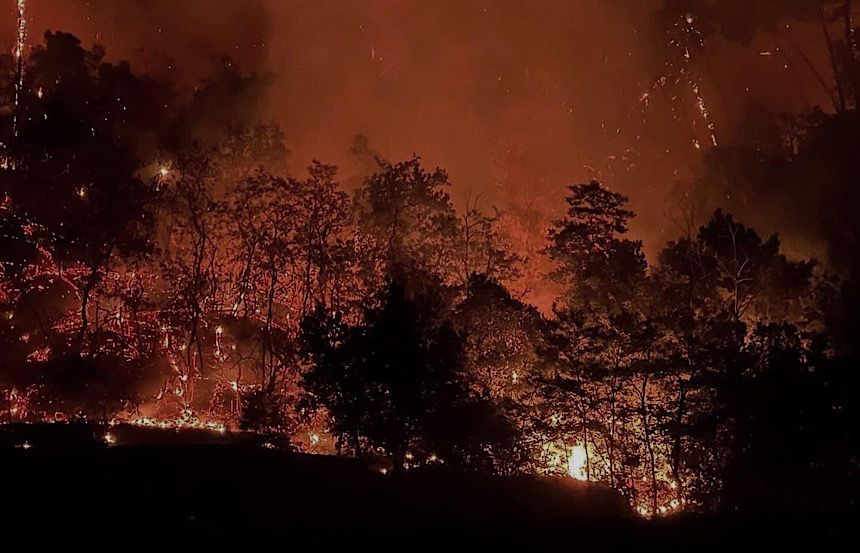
680;14;718;147
641;12;719;150
120;415;227;434
567;443;588;481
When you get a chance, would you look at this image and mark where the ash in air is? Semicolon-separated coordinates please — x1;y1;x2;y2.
0;0;858;531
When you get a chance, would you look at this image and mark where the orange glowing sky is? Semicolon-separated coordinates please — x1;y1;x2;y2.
1;0;833;256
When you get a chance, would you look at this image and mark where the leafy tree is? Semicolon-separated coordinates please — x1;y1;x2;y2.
424;398;527;475
355;157;460;284
458;197;522;290
653;209;815;507
659;209;814;324
541;181;662;510
683;109;859;282
1;32;171;350
545;181;647;311
453;274;546;471
223;162;356;404
716;322;859;511
301;278;468;469
240;388;291;436
226;169;301;391
650;255;744;507
291;162;357;315
455;274;546;400
158;149;223;409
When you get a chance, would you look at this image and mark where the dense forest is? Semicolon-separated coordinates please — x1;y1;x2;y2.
1;30;858;518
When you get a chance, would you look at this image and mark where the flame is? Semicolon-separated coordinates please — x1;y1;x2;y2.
567;443;588;481
121;415;227;434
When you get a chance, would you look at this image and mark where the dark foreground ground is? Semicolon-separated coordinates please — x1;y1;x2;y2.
0;424;855;547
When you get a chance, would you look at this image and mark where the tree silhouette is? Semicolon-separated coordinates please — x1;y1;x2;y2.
301;277;468;469
1;32;172;351
355;157;460;284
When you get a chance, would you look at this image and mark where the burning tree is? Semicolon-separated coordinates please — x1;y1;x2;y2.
0;26;857;519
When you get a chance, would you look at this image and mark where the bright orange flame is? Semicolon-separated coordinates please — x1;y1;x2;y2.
567;443;588;481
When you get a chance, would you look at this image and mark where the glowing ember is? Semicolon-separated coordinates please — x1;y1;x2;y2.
121;416;227;434
0;4;847;524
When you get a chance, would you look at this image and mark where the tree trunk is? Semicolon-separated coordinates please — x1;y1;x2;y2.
671;378;689;503
77;267;100;352
608;377;618;487
821;5;848;111
843;0;859;106
263;260;278;392
640;376;658;515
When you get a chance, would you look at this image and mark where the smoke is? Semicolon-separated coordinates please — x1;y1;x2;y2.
661;0;825;42
1;0;845;258
686;109;860;277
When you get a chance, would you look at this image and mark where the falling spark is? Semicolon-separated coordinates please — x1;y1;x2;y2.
679;14;718;147
567;443;588;481
690;80;718;147
13;0;27;138
641;13;719;149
